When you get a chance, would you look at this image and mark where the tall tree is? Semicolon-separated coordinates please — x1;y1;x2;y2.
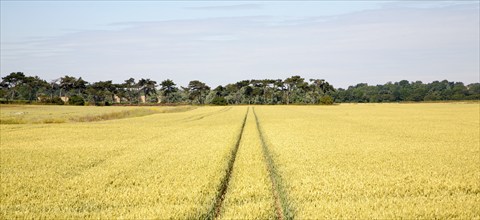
284;75;305;104
273;79;285;104
159;79;177;103
59;75;77;97
86;81;114;105
309;79;335;104
73;77;88;96
1;72;26;101
103;81;118;103
186;80;210;104
49;79;60;100
122;78;138;104
23;76;49;102
138;78;157;103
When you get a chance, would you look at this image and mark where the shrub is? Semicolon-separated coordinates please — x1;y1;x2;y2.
319;95;334;105
211;97;227;106
51;97;65;105
0;100;30;104
39;96;64;105
68;95;85;106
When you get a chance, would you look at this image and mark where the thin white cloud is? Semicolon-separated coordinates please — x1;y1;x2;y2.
1;4;478;88
185;4;262;10
380;0;477;9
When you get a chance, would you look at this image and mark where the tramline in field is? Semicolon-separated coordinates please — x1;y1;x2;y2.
1;106;248;218
254;103;480;219
1;103;479;219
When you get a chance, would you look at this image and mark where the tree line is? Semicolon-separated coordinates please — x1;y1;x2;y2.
1;72;478;105
334;80;479;102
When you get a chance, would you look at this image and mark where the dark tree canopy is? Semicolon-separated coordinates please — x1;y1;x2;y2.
1;72;478;105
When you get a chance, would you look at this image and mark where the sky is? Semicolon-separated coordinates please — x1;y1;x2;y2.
1;1;479;89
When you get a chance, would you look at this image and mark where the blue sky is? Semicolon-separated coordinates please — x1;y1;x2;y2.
1;1;479;88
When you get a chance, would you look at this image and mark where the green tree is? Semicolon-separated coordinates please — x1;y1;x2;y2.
159;79;178;103
138;78;157;103
73;77;88;96
59;75;77;97
466;83;480;100
1;72;26;101
122;78;138;104
86;81;114;105
284;75;306;104
23;76;49;102
186;80;210;104
309;79;335;104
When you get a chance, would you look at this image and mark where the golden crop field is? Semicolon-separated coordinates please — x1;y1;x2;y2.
1;103;479;219
254;103;480;219
1;105;247;218
218;108;275;219
0;104;195;124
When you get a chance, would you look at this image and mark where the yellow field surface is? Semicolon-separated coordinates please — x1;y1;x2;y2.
219;108;275;219
0;104;195;124
254;103;480;219
1;103;479;219
1;106;247;218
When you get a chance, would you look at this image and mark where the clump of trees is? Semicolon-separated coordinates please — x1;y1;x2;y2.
1;72;478;105
334;80;480;102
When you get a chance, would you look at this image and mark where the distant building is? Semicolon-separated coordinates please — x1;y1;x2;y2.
113;95;121;103
60;96;69;103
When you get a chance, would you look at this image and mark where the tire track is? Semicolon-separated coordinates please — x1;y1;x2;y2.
181;107;232;122
203;107;249;220
253;107;294;220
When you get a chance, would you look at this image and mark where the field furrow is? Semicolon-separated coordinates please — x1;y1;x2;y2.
1;103;478;219
218;108;276;219
207;107;248;219
181;106;232;122
253;107;294;220
254;104;480;219
0;106;248;218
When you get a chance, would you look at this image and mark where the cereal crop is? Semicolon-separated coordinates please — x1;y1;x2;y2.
1;106;246;218
253;103;480;219
1;103;479;219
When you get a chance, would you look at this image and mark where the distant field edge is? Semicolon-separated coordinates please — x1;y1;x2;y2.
0;100;478;109
0;106;197;124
